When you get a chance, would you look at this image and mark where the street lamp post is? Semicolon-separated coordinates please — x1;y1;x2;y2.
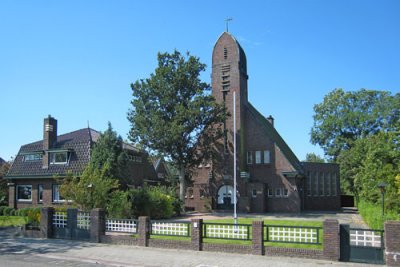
378;182;387;217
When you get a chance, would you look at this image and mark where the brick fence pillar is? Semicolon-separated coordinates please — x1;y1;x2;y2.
40;207;54;238
385;221;400;266
67;208;78;240
252;221;264;255
8;183;16;209
323;219;340;261
138;216;150;247
90;208;105;243
191;219;203;251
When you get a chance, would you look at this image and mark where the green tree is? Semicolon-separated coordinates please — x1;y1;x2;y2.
59;164;119;211
127;50;225;201
90;122;130;187
311;88;399;159
304;153;325;163
0;160;10;205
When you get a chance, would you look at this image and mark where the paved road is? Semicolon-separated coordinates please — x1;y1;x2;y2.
0;228;379;267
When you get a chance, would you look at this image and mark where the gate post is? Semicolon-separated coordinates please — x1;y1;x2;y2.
191;219;203;251
90;208;105;243
252;220;264;255
40;207;54;238
323;219;340;261
138;216;150;247
385;221;400;266
67;208;78;240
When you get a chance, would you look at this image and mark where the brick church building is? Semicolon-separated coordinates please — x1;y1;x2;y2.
185;32;340;213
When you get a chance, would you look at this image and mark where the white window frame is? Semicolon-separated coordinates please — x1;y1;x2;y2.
16;185;32;202
252;189;257;198
247;151;253;164
24;153;43;162
283;188;289;197
49;152;69;165
267;188;273;198
275;188;282;197
38;184;44;203
52;184;65;203
255;151;261;164
263;150;270;164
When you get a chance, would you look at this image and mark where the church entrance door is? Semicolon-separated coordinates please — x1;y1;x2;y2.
216;185;234;210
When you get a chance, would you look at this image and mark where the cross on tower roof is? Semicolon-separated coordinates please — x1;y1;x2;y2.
225;17;233;32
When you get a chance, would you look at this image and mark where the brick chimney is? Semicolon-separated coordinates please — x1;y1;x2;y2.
42;115;57;168
267;115;274;127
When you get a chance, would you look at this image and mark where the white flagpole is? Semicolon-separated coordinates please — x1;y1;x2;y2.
233;91;238;226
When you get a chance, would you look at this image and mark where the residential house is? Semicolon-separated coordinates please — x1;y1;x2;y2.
5;115;157;209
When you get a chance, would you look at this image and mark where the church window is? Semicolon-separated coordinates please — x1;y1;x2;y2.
325;172;331;196
252;189;257;198
275;188;282;197
224;47;228;60
255;151;261;164
319;172;324;196
283;188;289;197
312;171;318;196
306;171;312;196
332;173;337;196
247;151;253;164
267;188;273;198
263;150;270;163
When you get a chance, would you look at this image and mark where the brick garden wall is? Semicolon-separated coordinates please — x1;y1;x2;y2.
38;208;400;266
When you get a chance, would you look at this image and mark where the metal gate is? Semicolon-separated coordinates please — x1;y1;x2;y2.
52;210;90;241
340;224;385;264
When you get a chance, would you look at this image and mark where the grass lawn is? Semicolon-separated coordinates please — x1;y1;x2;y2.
0;216;28;227
148;218;323;250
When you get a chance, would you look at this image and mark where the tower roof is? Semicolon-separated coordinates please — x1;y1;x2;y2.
213;32;247;68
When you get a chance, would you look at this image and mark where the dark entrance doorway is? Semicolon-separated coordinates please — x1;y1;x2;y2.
340;224;385;264
216;185;234;210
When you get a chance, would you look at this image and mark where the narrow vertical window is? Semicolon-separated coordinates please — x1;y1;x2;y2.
38;184;44;203
267;188;273;198
224;47;228;60
255;151;261;164
275;188;282;197
313;172;318;196
332;173;337;196
263;150;270;163
247;151;253;164
307;171;312;196
319;172;324;196
325;173;331;196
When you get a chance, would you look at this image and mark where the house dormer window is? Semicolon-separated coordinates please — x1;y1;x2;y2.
23;153;43;162
49;151;69;165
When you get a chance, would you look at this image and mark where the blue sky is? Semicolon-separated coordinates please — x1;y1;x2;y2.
1;0;399;162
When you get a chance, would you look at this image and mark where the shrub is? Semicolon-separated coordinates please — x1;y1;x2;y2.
0;206;6;216
3;207;14;216
10;209;16;216
107;190;133;219
129;186;178;219
27;208;41;225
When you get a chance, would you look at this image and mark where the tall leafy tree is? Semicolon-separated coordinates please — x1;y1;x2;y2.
0;160;10;205
311;88;399;159
90;122;130;186
127;50;225;201
304;152;325;163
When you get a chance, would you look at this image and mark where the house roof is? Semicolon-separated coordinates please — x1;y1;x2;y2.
6;128;100;179
246;103;304;175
